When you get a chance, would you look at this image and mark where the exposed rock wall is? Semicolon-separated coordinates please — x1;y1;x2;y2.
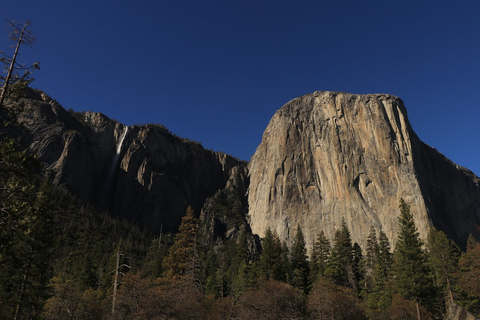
12;92;117;207
198;165;261;260
6;89;480;250
112;124;240;230
248;91;480;250
9;90;243;233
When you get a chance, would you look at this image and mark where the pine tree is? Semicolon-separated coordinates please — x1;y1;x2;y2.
259;227;283;281
326;218;354;288
393;199;436;320
352;242;364;293
290;225;309;292
0;140;54;319
207;246;230;299
378;229;393;276
365;228;393;314
163;206;200;285
204;246;221;297
364;226;379;290
235;229;249;266
426;227;459;305
142;233;170;279
279;241;291;283
457;234;480;316
231;260;258;297
309;230;331;284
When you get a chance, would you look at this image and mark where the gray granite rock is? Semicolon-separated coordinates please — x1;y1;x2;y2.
247;91;480;251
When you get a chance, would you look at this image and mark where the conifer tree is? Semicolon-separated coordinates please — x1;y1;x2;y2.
142;233;170;279
365;228;393;314
457;234;480;316
290;225;309;292
204;246;221;297
204;245;231;299
229;229;257;297
393;199;436;320
0;140;54;319
231;231;258;298
235;229;249;266
378;229;393;275
259;227;283;281
309;230;331;284
426;227;459;305
231;260;258;297
163;206;200;285
326;218;354;288
365;226;379;290
280;241;291;283
352;242;364;293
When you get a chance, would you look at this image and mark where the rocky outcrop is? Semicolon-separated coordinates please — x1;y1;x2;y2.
112;124;241;230
248;91;480;250
11;92;118;208
445;301;477;320
7;89;243;233
6;89;480;250
198;165;260;260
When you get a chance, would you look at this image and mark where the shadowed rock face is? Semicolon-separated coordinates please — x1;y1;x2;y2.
9;90;243;233
113;125;240;230
248;91;480;250
6;89;480;249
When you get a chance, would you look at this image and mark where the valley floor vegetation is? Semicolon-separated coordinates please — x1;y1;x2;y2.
1;132;480;320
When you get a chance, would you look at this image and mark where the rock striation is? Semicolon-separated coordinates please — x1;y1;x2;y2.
8;89;243;233
248;91;480;251
5;89;480;250
113;124;241;230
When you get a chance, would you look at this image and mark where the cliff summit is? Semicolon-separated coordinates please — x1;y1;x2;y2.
247;91;480;251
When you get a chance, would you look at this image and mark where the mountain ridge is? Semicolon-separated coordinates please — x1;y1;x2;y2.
5;88;480;250
5;88;246;237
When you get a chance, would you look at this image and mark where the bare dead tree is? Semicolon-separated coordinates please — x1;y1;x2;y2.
111;248;131;319
0;20;39;108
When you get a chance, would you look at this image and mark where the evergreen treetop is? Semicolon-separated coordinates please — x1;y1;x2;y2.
393;199;437;318
290;225;309;292
309;230;331;283
163;206;199;281
427;227;459;304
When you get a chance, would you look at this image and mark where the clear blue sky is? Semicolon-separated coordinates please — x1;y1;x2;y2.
2;1;479;176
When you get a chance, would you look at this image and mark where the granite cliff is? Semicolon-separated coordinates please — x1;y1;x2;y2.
248;91;480;250
5;89;480;250
7;89;245;234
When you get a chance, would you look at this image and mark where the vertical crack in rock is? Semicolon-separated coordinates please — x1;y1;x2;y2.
248;91;480;251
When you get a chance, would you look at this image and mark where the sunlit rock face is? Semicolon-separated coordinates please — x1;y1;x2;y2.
7;89;480;249
247;91;480;250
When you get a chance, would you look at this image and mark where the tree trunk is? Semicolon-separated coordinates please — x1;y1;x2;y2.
112;249;121;319
13;245;33;320
415;299;422;320
0;22;27;108
446;277;454;305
